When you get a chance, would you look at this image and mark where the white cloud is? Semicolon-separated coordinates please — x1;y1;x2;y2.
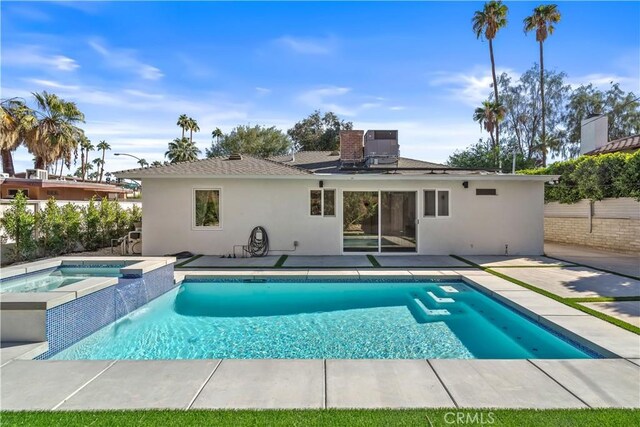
275;36;336;55
429;67;517;106
255;87;272;95
3;46;79;71
23;78;80;91
389;106;406;111
297;87;388;117
88;39;163;80
566;73;639;90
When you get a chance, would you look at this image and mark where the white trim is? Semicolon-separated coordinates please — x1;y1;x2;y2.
192;187;222;230
308;188;336;218
340;189;418;255
422;188;451;219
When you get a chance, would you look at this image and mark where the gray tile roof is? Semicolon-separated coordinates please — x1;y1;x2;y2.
586;134;640;155
269;151;447;174
114;155;313;178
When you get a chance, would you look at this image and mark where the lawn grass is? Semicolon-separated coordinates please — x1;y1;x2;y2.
274;255;288;268
1;409;638;427
450;255;640;335
367;254;381;267
174;254;203;268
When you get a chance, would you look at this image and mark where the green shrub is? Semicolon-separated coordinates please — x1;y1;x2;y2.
82;197;101;251
36;198;65;256
520;151;639;203
0;191;37;261
61;203;82;253
98;197;118;247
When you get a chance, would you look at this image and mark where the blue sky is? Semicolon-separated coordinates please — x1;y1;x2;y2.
2;1;639;173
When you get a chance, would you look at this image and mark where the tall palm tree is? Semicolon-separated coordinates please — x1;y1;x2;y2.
473;100;506;150
1;98;36;176
211;127;223;144
91;158;103;182
187;117;200;144
524;4;561;167
27;91;85;170
137;158;149;168
79;137;94;182
472;1;508;155
165;137;201;163
177;114;189;139
96;140;111;182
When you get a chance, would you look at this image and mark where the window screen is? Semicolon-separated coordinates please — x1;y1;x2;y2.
424;190;436;216
310;190;322;216
438;190;449;217
323;189;335;216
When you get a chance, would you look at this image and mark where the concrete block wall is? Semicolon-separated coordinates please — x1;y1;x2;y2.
544;217;640;253
544;198;640;253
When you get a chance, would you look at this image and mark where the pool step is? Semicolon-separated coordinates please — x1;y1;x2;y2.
425;291;454;304
413;298;450;317
439;285;459;294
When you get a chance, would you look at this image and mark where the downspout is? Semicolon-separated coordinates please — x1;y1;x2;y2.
589;200;594;233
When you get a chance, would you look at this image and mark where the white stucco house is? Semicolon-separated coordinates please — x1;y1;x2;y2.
115;130;554;257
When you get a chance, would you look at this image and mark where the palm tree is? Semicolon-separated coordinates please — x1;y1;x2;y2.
165;137;201;163
150;160;165;167
524;4;561;167
187;117;200;144
473;100;506;152
27;91;85;170
472;1;508;153
137;158;149;168
91;158;103;182
177;114;189;139
211;127;223;144
96;140;111;182
79;137;94;181
1;98;36;176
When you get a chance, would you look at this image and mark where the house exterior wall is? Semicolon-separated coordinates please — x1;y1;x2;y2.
140;177;544;256
544;198;640;253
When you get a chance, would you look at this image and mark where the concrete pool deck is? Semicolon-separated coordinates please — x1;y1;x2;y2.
1;267;639;410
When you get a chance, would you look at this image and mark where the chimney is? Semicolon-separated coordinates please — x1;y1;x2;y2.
339;130;364;162
580;114;608;155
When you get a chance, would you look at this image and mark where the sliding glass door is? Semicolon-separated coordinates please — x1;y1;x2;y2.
343;191;379;252
380;191;417;252
342;191;417;253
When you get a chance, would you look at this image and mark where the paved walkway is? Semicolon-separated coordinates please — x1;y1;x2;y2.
491;266;640;299
545;242;640;278
1;358;638;410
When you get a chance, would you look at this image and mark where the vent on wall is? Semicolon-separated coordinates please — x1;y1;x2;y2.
476;188;497;196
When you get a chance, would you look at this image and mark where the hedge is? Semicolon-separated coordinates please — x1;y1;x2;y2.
1;192;142;263
519;151;640;203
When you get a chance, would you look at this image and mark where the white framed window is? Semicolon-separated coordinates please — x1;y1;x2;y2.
192;188;222;229
423;189;450;218
310;188;335;217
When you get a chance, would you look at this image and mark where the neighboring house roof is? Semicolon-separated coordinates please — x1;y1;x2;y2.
269;151;447;174
115;155;313;179
0;177;128;193
586;134;640;155
115;152;555;181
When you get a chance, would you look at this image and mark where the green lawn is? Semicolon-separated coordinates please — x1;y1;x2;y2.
1;409;639;427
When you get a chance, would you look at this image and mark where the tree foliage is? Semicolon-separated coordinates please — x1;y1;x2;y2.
519;151;640;203
0;191;36;261
287;111;353;152
165;137;201;163
206;124;291;158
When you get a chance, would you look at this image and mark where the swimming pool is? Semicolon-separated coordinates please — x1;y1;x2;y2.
50;279;594;360
0;265;124;293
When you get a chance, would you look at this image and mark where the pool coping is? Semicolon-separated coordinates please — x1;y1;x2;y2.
0;269;639;410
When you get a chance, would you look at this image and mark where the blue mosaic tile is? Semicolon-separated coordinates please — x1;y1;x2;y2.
38;263;175;359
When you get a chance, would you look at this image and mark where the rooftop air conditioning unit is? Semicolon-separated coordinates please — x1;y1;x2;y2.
364;130;399;165
26;169;48;180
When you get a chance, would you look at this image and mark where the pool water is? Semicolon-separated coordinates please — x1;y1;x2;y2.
51;280;593;360
0;266;124;293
